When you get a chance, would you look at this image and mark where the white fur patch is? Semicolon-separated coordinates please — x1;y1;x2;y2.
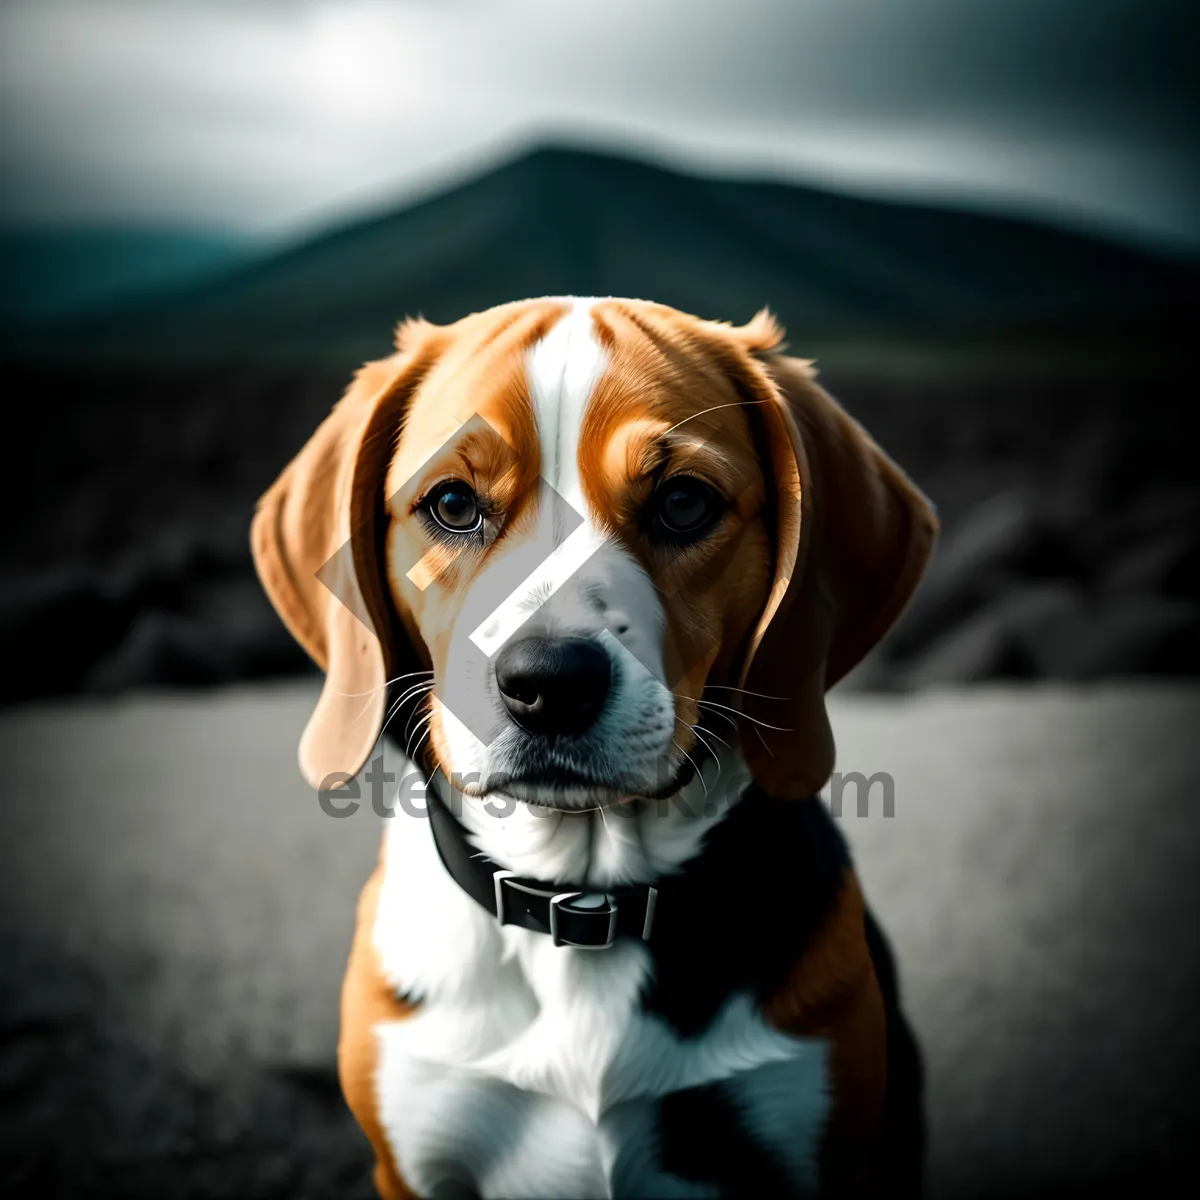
370;755;830;1198
469;297;607;654
528;296;608;510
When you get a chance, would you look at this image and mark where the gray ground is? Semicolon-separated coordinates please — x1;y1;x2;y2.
2;682;1199;1197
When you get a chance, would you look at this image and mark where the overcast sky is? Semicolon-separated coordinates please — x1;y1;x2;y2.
1;0;1196;251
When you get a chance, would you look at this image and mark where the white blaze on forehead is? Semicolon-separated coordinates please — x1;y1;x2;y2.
526;297;608;509
469;298;611;656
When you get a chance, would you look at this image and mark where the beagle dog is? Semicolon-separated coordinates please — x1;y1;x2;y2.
252;298;937;1198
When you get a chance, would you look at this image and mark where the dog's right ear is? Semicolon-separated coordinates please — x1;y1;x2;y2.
251;324;446;789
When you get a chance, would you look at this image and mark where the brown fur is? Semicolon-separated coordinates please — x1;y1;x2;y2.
338;843;418;1200
766;869;888;1194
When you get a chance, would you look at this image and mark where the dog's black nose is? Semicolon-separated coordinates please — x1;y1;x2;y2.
494;636;612;737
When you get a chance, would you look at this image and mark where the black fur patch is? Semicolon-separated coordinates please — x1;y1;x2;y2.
659;1079;797;1196
640;787;851;1037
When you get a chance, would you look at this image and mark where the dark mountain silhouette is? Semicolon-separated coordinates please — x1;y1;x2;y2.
10;144;1194;363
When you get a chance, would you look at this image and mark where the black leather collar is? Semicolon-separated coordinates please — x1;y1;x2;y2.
421;764;853;1038
426;773;659;950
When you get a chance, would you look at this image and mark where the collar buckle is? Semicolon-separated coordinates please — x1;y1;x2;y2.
549;891;619;950
489;870;655;951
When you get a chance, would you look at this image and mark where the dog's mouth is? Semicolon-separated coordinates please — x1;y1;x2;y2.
458;755;698;812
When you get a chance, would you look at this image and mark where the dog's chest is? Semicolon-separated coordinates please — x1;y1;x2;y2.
369;818;830;1198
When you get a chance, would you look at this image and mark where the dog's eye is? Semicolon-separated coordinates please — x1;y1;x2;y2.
651;477;723;541
427;482;482;534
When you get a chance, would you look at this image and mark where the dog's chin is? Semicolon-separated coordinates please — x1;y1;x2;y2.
456;757;695;812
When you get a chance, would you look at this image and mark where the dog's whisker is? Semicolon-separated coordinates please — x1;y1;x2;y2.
383;681;434;728
674;713;725;754
403;713;435;760
393;679;436;709
381;679;433;727
351;678;422;725
697;724;730;749
701;684;788;702
753;725;776;760
405;709;434;736
381;692;431;748
334;669;434;700
407;711;434;739
381;683;434;741
408;727;433;765
401;696;434;744
376;674;435;731
689;728;723;787
661;398;772;438
400;718;432;758
383;669;434;688
672;738;707;800
696;706;739;732
675;714;724;791
670;699;744;748
696;699;793;732
677;689;792;730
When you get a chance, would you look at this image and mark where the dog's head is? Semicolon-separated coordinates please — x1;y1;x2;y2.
253;298;936;812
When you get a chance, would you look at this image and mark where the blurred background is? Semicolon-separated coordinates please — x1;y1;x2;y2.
1;1;1198;1197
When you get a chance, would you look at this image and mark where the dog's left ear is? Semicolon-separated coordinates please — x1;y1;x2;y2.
710;316;938;797
251;323;446;789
